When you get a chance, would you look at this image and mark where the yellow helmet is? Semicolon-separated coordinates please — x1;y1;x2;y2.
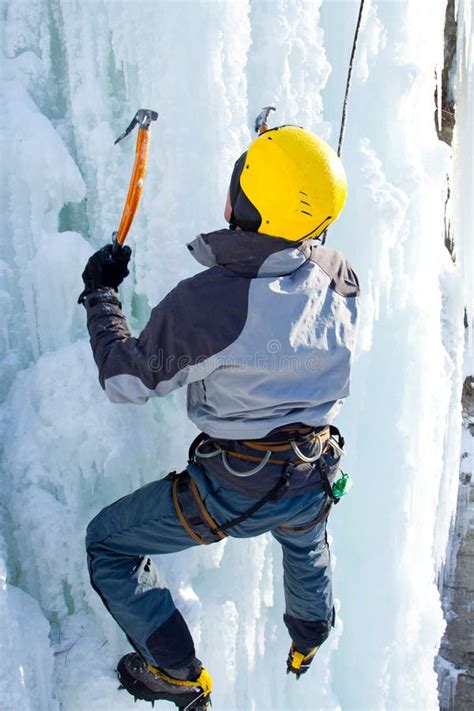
228;126;347;242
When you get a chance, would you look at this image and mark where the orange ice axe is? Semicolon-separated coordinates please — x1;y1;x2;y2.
112;108;158;254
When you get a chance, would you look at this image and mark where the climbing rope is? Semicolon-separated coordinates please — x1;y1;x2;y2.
321;0;366;245
337;0;366;158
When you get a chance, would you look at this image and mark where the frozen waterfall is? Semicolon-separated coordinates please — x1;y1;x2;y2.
0;1;472;710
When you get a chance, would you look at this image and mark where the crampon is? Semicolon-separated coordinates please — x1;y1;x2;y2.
286;644;319;679
117;653;212;710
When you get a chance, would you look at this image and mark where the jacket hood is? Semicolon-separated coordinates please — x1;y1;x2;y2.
187;228;312;278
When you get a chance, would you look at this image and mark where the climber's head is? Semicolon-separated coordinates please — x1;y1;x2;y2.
225;126;347;242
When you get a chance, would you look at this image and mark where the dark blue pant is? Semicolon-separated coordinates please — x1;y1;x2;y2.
86;461;334;667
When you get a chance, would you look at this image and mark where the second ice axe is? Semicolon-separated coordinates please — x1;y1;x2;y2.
255;106;275;135
112;108;158;254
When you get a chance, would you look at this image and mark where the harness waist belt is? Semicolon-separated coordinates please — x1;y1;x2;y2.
193;426;334;477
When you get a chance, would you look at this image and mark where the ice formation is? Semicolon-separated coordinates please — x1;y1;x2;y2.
0;1;472;709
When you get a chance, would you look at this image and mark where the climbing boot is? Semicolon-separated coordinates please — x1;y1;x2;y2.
286;643;319;679
117;652;212;709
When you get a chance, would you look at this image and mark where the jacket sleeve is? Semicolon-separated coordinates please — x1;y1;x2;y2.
83;287;209;404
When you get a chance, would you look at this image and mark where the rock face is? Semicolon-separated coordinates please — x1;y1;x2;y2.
435;0;457;146
438;376;474;710
436;0;457;261
435;4;474;705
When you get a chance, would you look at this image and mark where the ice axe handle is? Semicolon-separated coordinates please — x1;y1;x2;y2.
112;109;158;253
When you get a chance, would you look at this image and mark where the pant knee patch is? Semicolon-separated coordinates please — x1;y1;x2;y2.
146;609;195;668
284;613;332;650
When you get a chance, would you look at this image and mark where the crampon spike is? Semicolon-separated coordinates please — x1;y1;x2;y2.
180;689;210;711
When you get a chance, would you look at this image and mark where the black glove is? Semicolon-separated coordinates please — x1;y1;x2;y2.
287;644;319;679
78;244;131;303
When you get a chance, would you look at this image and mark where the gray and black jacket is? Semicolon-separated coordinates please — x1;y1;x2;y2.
83;229;359;439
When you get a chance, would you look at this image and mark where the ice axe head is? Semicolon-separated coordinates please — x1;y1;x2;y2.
255;106;276;135
114;109;159;145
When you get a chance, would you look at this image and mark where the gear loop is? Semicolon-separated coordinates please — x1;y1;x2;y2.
221;449;272;477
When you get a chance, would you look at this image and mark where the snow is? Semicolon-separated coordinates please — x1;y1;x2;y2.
0;1;472;710
0;544;57;711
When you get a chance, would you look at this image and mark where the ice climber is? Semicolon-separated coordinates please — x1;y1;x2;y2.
81;125;359;710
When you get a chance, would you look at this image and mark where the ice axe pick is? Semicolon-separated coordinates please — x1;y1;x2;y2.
255;106;276;135
112;108;158;255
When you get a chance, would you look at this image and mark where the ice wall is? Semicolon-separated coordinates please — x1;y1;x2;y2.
0;1;470;710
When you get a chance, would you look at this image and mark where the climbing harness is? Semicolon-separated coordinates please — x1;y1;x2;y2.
170;426;349;544
112;108;158;254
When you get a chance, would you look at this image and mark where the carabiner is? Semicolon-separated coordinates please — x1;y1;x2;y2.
291;434;323;463
328;436;345;457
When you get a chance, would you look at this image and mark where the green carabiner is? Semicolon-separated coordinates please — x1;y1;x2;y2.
331;471;353;499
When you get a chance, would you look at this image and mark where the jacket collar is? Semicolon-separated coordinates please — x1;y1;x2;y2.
187;228;312;278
